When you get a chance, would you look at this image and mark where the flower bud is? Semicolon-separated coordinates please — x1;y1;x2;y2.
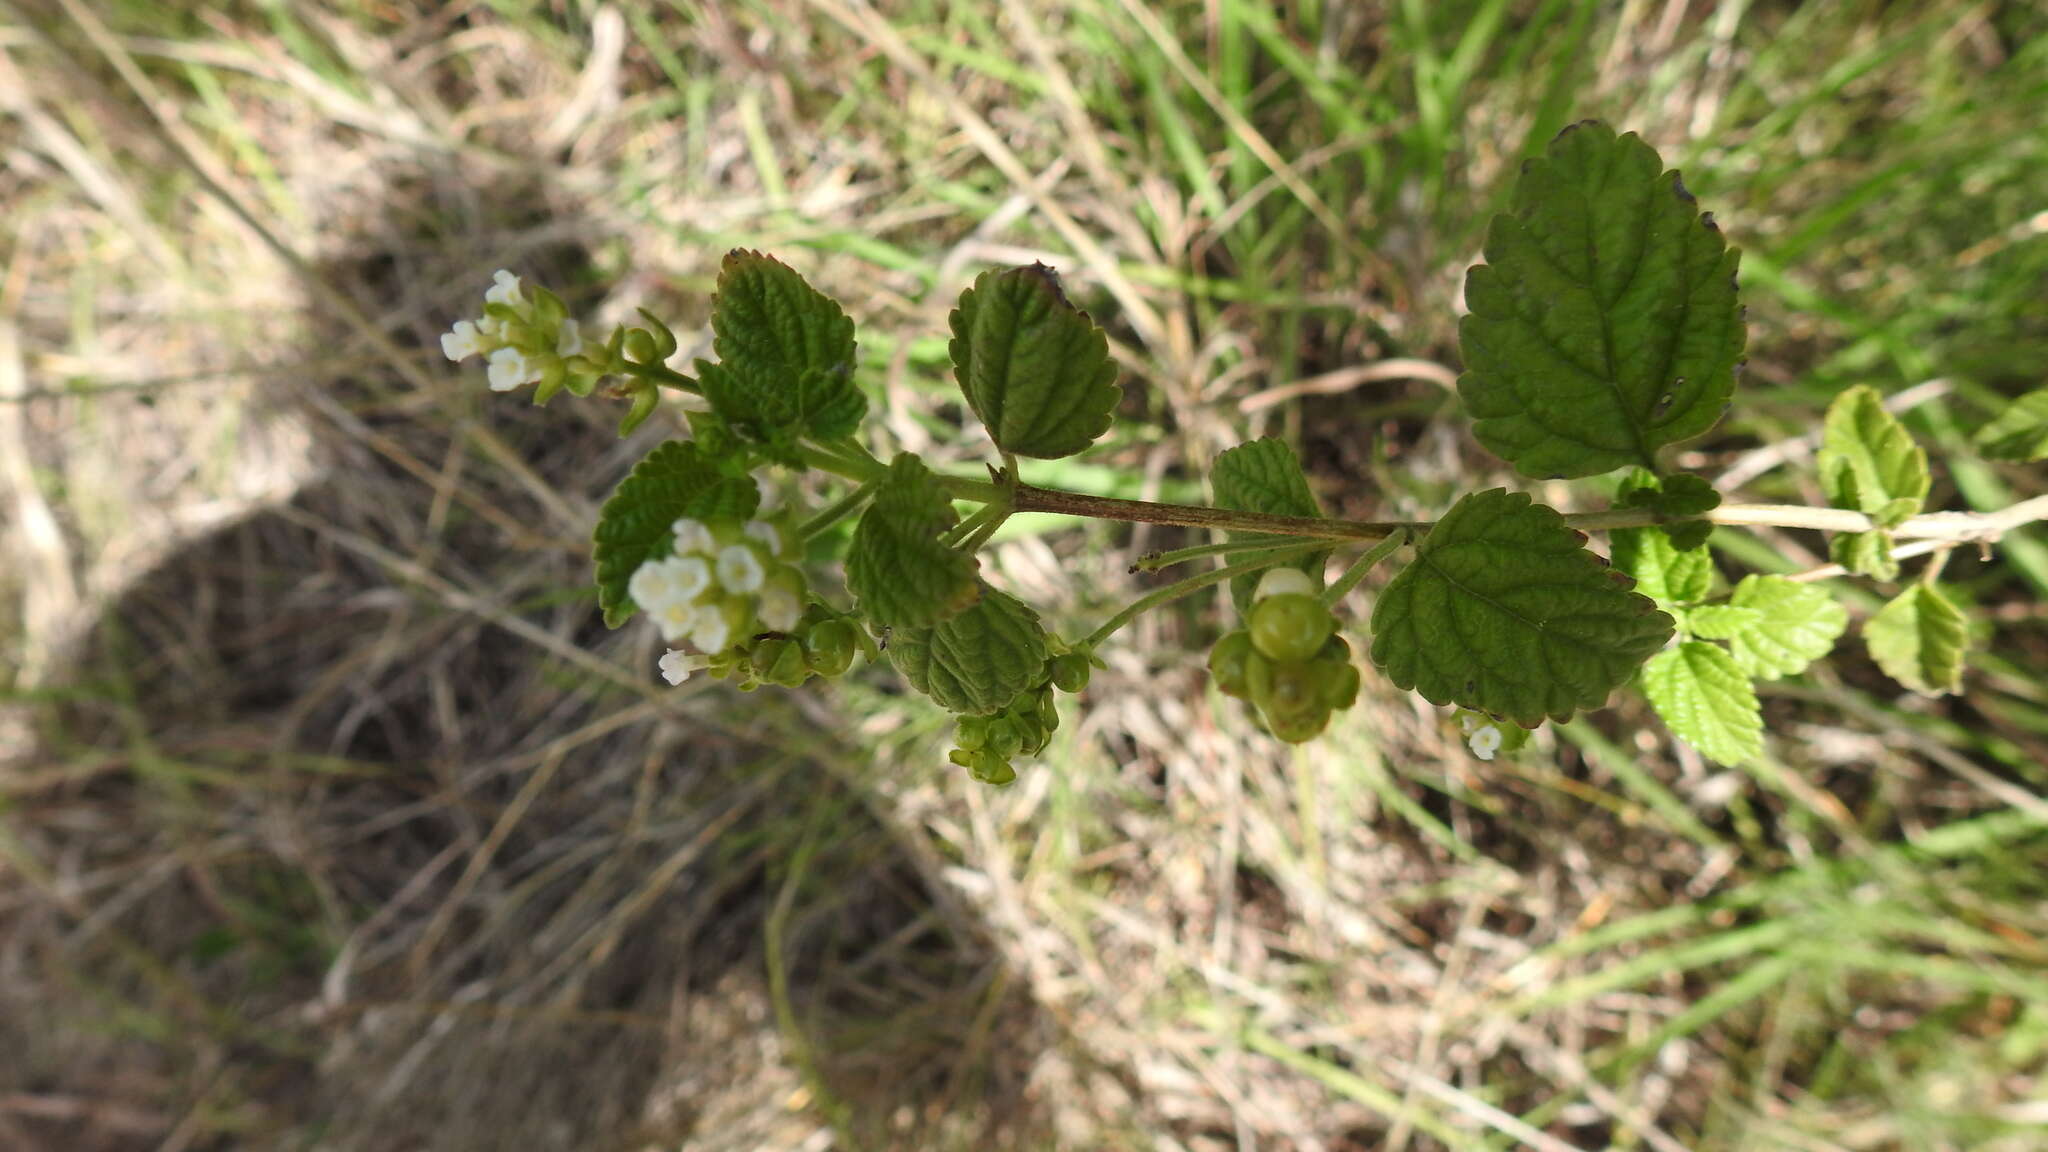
804;619;857;677
1049;651;1091;693
1249;594;1335;663
1208;631;1258;699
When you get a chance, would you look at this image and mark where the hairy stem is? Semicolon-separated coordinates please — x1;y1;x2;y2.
1084;546;1320;648
1323;529;1409;606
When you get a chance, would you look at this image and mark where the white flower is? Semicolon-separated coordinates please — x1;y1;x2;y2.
631;555;710;609
477;315;506;339
671;518;716;556
487;347;539;392
485;269;524;308
556;318;584;358
441;319;483;362
690;607;732;654
743;520;782;556
1254;566;1316;602
715;545;765;594
758;584;803;633
752;472;782;514
659;648;693;685
1468;724;1503;762
651;598;699;642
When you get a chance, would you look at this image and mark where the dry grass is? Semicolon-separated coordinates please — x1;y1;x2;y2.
1;2;2044;1150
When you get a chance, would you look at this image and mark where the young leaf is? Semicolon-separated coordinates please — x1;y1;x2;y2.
1684;604;1760;640
1611;525;1712;606
1721;574;1849;680
1819;385;1930;520
846;453;980;630
708;250;866;444
1973;388;2048;462
1459;121;1745;478
1831;529;1898;581
1617;469;1720;551
949;264;1122;459
1641;640;1763;765
593;440;760;627
1369;488;1675;726
1865;582;1968;695
889;586;1051;716
1211;438;1327;611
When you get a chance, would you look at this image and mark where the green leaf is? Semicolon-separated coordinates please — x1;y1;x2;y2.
593;440;760;627
1641;641;1763;765
1458;121;1745;478
845;453;980;630
949;264;1122;459
1369;488;1675;726
1973;388;2048;462
889;586;1051;716
1611;524;1712;606
1617;469;1720;551
1831;529;1898;581
1721;574;1849;680
1819;385;1930;519
1211;437;1327;612
707;250;866;444
1865;582;1968;696
1684;604;1760;640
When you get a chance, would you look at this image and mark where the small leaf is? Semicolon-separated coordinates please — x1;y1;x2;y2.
1721;574;1849;679
1684;604;1760;640
1641;640;1763;765
949;264;1122;459
1865;582;1968;695
1831;530;1898;581
707;250;866;444
1617;469;1721;551
1819;385;1930;519
1211;437;1327;612
889;586;1051;716
1973;388;2048;462
594;441;760;627
846;453;980;630
1369;488;1675;726
1459;121;1745;478
1611;525;1712;606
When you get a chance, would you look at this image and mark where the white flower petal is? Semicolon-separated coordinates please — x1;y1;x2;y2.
628;560;672;610
659;649;693;685
743;520;782;556
1468;725;1502;762
556;318;584;357
671;518;715;556
669;555;711;601
652;599;699;643
485;269;524;307
1253;567;1317;602
441;320;482;362
487;348;532;392
759;587;803;633
691;609;731;655
716;545;765;594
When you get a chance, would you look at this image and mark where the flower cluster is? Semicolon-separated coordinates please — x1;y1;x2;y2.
634;512;808;683
945;650;1091;786
442;270;591;398
1207;567;1360;743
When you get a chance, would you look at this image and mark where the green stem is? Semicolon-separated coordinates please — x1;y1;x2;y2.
799;478;880;540
942;503;1005;548
1085;549;1314;649
1323;529;1409;606
621;361;700;394
956;506;1012;553
1132;537;1325;573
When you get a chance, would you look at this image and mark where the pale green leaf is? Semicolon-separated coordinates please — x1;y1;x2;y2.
1722;574;1849;680
889;586;1050;715
1684;604;1760;640
1211;437;1326;611
1819;385;1929;519
1973;388;2048;462
1865;582;1968;696
949;264;1122;459
846;453;980;630
1459;121;1745;478
1611;524;1713;606
593;440;760;627
1369;488;1675;726
1831;529;1898;581
1641;641;1763;765
1616;469;1720;551
708;250;866;443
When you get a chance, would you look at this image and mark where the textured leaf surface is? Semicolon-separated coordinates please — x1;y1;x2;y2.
1866;582;1968;695
1830;529;1898;581
846;454;979;630
1819;385;1929;521
1722;574;1848;680
1369;488;1674;726
1611;524;1712;606
889;586;1050;716
1973;388;2048;462
1211;438;1326;611
707;251;865;444
1459;121;1745;478
1684;604;1760;640
1642;641;1762;765
1617;469;1720;550
949;265;1121;459
594;441;760;627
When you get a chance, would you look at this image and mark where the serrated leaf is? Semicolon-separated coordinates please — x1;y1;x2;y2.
1611;525;1713;606
1211;437;1327;612
1684;604;1760;640
1831;529;1898;581
846;453;980;630
1865;582;1968;696
949;264;1122;459
707;250;866;444
1722;574;1849;679
1974;388;2048;462
1458;121;1745;478
889;586;1050;715
1642;640;1763;765
1617;469;1720;550
1819;385;1929;520
1369;488;1675;726
593;440;760;627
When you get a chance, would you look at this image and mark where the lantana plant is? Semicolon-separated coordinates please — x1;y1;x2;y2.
450;121;2048;781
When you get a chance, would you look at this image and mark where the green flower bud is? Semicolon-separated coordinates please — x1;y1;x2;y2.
1049;651;1091;693
635;307;679;358
758;638;809;686
1321;660;1361;711
1010;710;1046;757
804;620;857;677
948;748;977;769
1208;631;1258;699
1265;704;1332;744
1035;687;1058;733
1249;594;1335;663
623;327;660;364
969;751;1016;787
986;718;1023;759
1259;660;1322;720
955;716;990;752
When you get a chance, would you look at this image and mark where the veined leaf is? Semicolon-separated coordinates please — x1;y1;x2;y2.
1722;574;1848;680
1684;604;1761;640
1973;388;2048;463
1612;525;1712;606
594;440;760;627
949;264;1121;459
1616;469;1720;551
846;453;980;630
890;586;1050;716
1642;640;1763;765
1865;582;1968;696
1459;121;1745;478
1369;488;1675;726
1819;385;1929;522
1831;530;1898;582
707;250;866;445
1211;438;1326;611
